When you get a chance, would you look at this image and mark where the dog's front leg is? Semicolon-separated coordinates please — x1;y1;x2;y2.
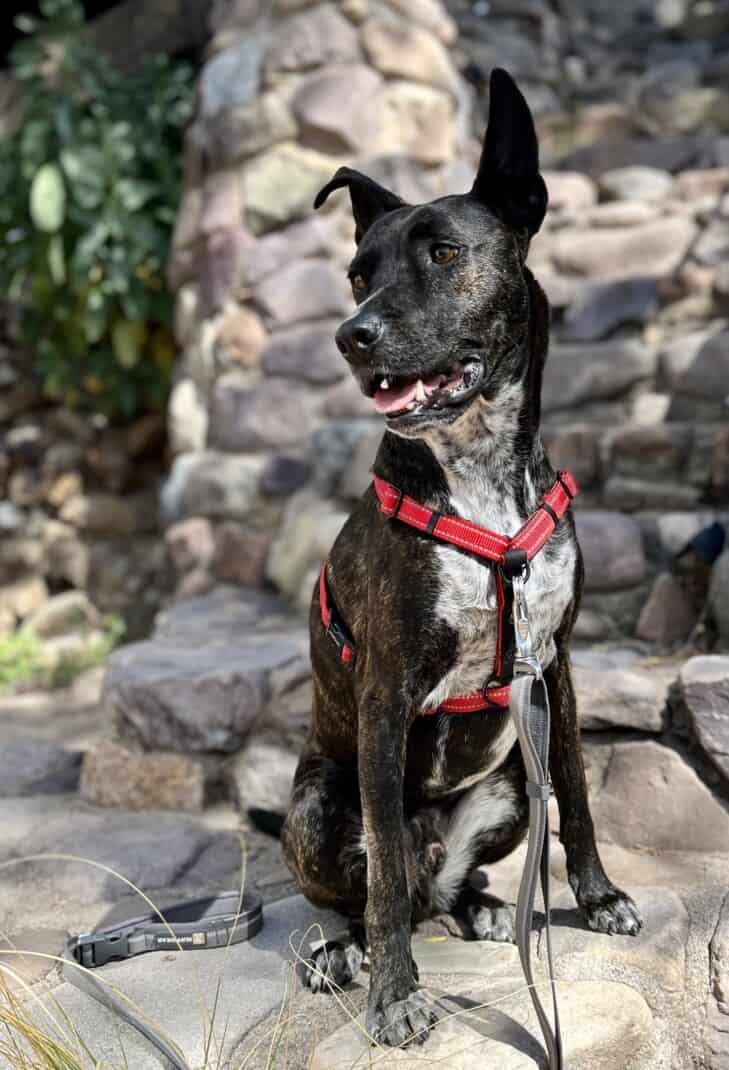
545;650;643;936
359;688;433;1047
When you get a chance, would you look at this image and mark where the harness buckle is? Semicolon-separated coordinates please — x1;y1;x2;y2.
387;486;405;522
326;619;349;656
500;548;529;582
75;930;130;967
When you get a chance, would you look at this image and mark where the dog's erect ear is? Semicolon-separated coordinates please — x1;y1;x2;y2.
471;69;547;238
314;166;405;244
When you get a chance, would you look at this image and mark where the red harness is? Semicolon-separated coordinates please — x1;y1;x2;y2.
319;470;578;716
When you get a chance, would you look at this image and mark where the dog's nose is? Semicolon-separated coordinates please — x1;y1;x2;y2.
335;315;383;361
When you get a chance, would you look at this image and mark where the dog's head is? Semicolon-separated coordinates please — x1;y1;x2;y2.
314;69;547;439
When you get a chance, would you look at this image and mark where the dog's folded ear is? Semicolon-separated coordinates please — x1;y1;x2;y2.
314;166;406;244
471;69;548;238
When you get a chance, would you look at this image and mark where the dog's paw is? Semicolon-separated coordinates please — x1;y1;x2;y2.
581;889;643;936
302;939;364;993
367;989;436;1048
470;903;515;943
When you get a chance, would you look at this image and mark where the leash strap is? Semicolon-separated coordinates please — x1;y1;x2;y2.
61;891;263;1070
509;576;564;1070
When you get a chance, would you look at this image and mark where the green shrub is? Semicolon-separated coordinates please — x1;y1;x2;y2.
0;0;193;422
0;615;124;693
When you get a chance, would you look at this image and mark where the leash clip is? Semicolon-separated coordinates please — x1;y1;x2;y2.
511;573;542;680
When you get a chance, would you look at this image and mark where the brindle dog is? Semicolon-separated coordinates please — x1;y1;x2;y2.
281;69;642;1048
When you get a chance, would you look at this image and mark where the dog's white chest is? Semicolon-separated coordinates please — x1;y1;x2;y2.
421;482;575;714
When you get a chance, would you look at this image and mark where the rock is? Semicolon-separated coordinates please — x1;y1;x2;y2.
539;102;636;162
543;170;598;214
241;217;337;283
267;493;348;598
693;219;729;268
636;572;698;644
603;476;702;511
710;551;729;645
59;494;138;537
371;80;453;165
165;517;215;575
263;4;361;77
259;454;312;497
292;64;384;154
43;528;90;590
255;258;350;327
313;980;653;1070
572;652;667;732
0;575;49;621
165;451;265;523
199;35;264;119
575;511;646;591
199;169;241;234
104;625;306;754
0;740;81;796
541;426;600;489
262;320;345;384
338;426;382;499
678;656;729;783
25;591;99;638
379;0;456;43
549;215;697;279
591;740;729;852
0;606;14;637
560;277;658;342
243;143;340;234
80;740;204;811
708;901;729;1069
677;166;729;200
599;165;674;202
10;806;241;902
361;18;456;93
213;524;271;587
658;323;725;390
630;392;671;425
218;304;267;368
542;339;656;413
0;537;44;581
228;739;297;813
205;91;297;167
168;377;209;454
607;424;691;480
209;374;313;451
585;200;662;227
0;501;23;533
536;269;586;309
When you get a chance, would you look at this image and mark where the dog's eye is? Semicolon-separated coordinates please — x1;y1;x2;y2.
350;273;367;294
430;244;460;265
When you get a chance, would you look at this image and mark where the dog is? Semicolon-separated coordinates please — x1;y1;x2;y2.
280;68;642;1048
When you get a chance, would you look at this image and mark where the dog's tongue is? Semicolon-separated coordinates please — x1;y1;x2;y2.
373;373;442;415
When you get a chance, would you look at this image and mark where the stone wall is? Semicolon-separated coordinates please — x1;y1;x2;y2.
163;0;729;648
161;0;474;592
0;327;169;649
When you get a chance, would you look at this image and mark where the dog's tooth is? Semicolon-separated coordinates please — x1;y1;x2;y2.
380;377;389;390
415;379;426;402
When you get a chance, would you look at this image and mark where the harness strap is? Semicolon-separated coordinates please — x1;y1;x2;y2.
373;470;577;566
319;562;355;664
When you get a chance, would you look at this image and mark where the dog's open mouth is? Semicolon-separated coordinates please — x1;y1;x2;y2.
359;360;484;420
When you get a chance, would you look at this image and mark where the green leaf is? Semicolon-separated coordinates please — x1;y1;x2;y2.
29;163;66;232
47;234;66;284
111;318;147;369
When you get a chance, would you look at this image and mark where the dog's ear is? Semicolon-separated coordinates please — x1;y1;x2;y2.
314;166;405;244
471;68;547;238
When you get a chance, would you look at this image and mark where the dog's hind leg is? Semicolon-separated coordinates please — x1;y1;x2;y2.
282;748;369;991
430;757;527;930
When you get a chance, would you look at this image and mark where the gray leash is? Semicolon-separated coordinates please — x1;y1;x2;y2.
61;890;263;1070
509;573;564;1070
